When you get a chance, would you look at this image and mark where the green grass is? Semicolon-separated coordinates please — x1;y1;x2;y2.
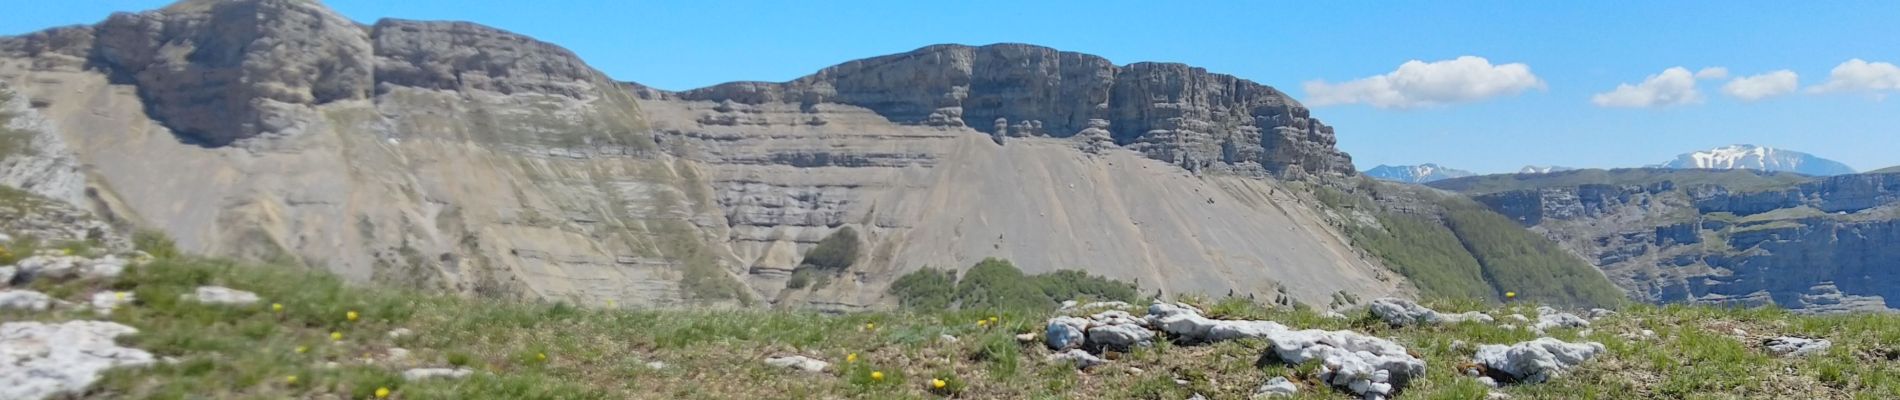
1428;168;1815;195
13;254;1900;399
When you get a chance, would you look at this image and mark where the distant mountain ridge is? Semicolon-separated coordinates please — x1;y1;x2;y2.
1519;165;1574;174
1363;163;1475;183
1660;144;1856;176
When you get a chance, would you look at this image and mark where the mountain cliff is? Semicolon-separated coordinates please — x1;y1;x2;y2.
1432;169;1900;312
0;0;1417;309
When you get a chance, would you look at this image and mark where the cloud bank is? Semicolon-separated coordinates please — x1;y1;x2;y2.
1304;56;1544;109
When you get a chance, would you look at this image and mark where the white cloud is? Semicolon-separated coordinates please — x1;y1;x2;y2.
1721;70;1799;101
1302;56;1545;109
1695;67;1730;80
1809;59;1900;96
1591;67;1705;108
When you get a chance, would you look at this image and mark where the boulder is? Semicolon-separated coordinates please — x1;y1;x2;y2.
188;286;261;306
1045;349;1106;369
763;355;828;373
1045;316;1090;350
1473;338;1606;384
0;266;13;286
0;290;55;311
1764;337;1832;357
1261;329;1427;400
0;321;155;400
402;367;474;381
1086;323;1154;350
1254;376;1299;398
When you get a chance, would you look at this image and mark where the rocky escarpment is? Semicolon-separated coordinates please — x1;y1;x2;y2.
1452;170;1900;312
0;0;1414;309
660;44;1354;180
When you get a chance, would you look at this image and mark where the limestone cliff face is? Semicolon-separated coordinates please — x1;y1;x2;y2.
2;0;747;307
671;44;1354;180
1458;171;1900;312
0;0;1406;309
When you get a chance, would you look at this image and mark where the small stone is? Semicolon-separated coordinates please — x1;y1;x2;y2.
1731;328;1748;337
1253;376;1298;397
386;348;411;363
387;328;413;339
1478;376;1499;388
401;367;473;381
939;334;958;343
90;291;135;315
764;355;828;373
1015;333;1038;343
1045;316;1090;350
188;286;260;306
645;361;667;370
1487;391;1514;399
1046;349;1106;369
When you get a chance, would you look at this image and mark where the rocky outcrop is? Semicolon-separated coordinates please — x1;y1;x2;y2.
669;43;1354;180
0;321;156;400
90;0;375;146
1367;297;1494;326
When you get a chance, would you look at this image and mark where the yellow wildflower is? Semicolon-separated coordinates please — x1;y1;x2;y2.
374;387;390;398
537;352;547;362
284;375;298;385
846;353;858;363
989;316;999;325
1505;291;1517;299
272;303;284;312
346;310;360;322
870;371;885;382
977;319;988;327
931;378;946;389
295;345;308;353
330;332;343;341
864;322;875;331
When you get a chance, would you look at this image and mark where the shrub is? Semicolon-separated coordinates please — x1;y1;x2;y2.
800;227;860;271
134;229;181;259
954;258;1052;310
1032;270;1140;304
785;267;815;290
887;267;956;310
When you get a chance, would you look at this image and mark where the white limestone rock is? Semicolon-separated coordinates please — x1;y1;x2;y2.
1764;337;1832;357
0;290;55;311
89;291;134;315
1253;376;1299;398
0;321;155;400
1261;329;1427;400
763;355;829;373
1145;302;1287;342
1045;349;1106;369
1368;297;1492;326
187;286;260;306
1473;338;1606;384
402;367;473;381
1045;316;1090;350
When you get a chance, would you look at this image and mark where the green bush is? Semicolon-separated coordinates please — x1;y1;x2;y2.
1033;270;1140;304
887;267;956;310
785;268;815;290
955;258;1055;310
891;258;1142;311
134;229;181;259
800;227;860;271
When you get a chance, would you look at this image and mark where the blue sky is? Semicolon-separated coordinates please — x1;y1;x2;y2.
7;0;1898;173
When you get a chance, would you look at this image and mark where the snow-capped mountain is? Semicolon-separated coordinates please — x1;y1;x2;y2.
1364;164;1477;183
1659;145;1856;176
1519;165;1575;174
